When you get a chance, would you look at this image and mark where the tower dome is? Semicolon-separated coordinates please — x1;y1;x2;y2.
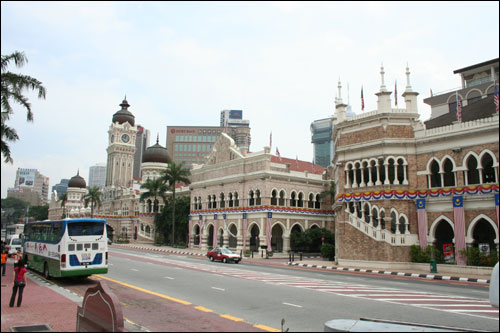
68;170;86;188
142;136;172;164
112;97;135;126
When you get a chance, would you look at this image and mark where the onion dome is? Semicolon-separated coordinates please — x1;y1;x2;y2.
112;97;135;126
68;170;86;188
142;135;172;164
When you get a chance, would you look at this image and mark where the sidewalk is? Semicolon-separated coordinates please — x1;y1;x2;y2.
1;258;78;332
115;243;493;284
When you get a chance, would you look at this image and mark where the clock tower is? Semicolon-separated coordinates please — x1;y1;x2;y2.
105;98;137;187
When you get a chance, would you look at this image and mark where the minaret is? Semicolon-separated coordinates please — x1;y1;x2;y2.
402;64;419;114
335;79;347;123
375;64;392;113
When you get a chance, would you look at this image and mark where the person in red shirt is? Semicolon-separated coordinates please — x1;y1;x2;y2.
1;249;7;276
9;258;27;307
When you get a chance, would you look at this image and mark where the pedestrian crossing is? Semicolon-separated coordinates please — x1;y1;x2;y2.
125;252;499;319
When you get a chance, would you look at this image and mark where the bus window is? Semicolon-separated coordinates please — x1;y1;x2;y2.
68;222;104;237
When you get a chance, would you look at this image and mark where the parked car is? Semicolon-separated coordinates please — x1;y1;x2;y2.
6;234;22;257
207;247;241;264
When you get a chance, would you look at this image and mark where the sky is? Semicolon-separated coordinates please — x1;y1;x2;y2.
1;1;499;199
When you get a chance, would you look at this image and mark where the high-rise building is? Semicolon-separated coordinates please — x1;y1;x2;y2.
89;163;107;189
51;179;69;196
220;110;251;149
133;125;150;179
14;168;49;204
310;117;334;168
166;126;224;166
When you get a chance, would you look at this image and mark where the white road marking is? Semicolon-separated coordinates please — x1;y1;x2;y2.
283;302;302;308
211;287;225;291
131;269;139;271
164;276;174;280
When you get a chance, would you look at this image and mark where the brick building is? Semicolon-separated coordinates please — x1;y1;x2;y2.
332;60;499;264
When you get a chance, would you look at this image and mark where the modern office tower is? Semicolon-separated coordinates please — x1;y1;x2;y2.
166;126;224;166
51;179;70;196
133;125;150;179
89;163;107;189
220;110;251;149
14;168;49;204
310;117;334;168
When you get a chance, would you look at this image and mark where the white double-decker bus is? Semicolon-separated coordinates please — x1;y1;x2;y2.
22;218;108;278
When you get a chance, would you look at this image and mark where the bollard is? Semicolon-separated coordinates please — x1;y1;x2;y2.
430;259;437;273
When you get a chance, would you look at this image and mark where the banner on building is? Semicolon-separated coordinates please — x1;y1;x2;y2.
267;212;272;251
452;196;466;265
443;243;455;263
416;199;428;249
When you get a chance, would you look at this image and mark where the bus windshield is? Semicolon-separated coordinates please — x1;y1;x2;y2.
68;222;105;236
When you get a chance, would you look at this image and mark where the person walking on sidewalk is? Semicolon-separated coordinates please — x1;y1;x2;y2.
10;258;27;307
1;249;7;276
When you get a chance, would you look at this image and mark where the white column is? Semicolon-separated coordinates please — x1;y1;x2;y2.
384;163;390;185
403;164;408;185
367;166;373;187
345;170;351;189
353;167;358;188
360;165;366;187
376;162;382;185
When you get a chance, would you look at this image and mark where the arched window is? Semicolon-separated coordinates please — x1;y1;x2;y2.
207;195;212;209
234;192;239;207
364;203;370;223
193;197;198;210
388;159;396;184
362;161;369;187
430;160;441;187
399;216;407;233
349;202;355;214
372;208;379;228
390;211;397;233
271;190;278;206
397;158;405;184
212;195;217;209
378;158;386;184
255;190;261;206
308;193;314;208
481;153;496;183
298;192;304;208
290;192;297;207
315;194;321;209
380;211;386;230
466;155;480;185
228;193;233;208
220;193;225;208
355;162;361;187
279;191;286;206
443;158;455;187
249;190;255;206
348;165;354;187
356;201;362;218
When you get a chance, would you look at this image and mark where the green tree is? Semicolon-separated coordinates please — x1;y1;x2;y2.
161;162;191;244
158;196;191;246
58;193;68;218
29;204;49;221
84;186;103;218
1;197;29;222
140;178;169;241
1;51;46;163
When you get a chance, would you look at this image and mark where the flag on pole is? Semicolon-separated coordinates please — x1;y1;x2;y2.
430;89;433;97
295;155;299;169
456;92;462;122
312;158;315;172
416;199;428;249
495;193;499;229
494;81;499;113
361;86;365;111
394;80;398;106
267;212;272;252
269;131;272;149
452;196;466;265
276;147;281;161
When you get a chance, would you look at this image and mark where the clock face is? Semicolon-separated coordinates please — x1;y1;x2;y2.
121;133;130;143
111;134;114;143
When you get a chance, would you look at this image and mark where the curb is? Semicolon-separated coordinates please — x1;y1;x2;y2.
113;244;206;257
288;262;491;284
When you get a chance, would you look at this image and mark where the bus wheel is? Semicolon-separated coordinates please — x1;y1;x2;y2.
43;263;51;280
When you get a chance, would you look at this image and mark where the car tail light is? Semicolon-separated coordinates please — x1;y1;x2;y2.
61;254;66;268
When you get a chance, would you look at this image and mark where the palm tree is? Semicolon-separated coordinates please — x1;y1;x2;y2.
1;51;46;163
84;186;103;218
140;178;169;240
58;193;68;219
161;162;191;245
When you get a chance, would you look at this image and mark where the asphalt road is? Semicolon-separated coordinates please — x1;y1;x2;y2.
101;247;498;332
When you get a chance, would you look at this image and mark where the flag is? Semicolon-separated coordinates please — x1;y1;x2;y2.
416;199;428;249
494;82;499;113
242;213;247;250
267;212;272;251
312;158;315;172
394;80;398;106
361;86;365;111
296;155;299;169
452;196;466;265
276;147;281;161
456;92;462;122
212;215;218;248
430;89;433;97
269;131;272;149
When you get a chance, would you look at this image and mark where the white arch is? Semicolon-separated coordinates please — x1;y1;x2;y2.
465;88;482;100
446;93;464;104
466;214;499;244
290;222;305;233
440;154;457;172
308;223;321;229
426;157;441;173
479;149;499;168
428;215;455;243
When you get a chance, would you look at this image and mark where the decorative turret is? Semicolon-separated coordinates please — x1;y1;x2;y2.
335;79;347;123
112;96;135;126
375;64;392;113
402;64;419;114
68;170;86;189
142;135;171;164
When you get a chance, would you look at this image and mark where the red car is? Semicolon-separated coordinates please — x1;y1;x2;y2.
207;247;241;264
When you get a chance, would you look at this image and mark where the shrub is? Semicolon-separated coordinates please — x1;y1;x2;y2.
460;247;498;267
243;250;251;257
321;243;335;260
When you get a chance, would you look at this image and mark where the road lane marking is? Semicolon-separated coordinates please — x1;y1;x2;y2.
253;324;281;332
164;276;174;280
220;314;244;322
211;287;225;291
131;269;139;271
96;275;192;305
194;306;213;312
282;302;302;308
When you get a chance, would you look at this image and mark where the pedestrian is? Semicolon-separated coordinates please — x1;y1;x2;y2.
1;249;7;276
10;258;27;307
14;249;22;266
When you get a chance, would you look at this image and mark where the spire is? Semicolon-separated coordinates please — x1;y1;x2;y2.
380;63;387;92
405;63;413;92
337;79;343;104
156;133;159;144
